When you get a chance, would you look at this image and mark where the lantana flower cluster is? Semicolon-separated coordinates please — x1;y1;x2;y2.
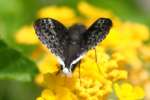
15;1;150;100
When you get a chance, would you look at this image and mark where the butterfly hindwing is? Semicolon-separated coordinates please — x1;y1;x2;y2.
82;18;112;52
34;18;68;63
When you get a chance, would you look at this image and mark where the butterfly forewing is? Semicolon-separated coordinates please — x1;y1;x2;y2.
34;18;68;63
82;18;112;52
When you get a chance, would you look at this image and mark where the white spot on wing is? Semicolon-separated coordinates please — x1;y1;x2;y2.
56;56;65;68
70;53;85;70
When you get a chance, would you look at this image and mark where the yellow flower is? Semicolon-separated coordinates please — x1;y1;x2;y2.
78;1;112;18
36;46;127;100
101;21;149;70
78;1;121;27
121;22;149;41
36;88;77;100
78;1;112;26
36;74;78;100
38;6;78;26
15;26;39;44
37;52;59;74
114;83;145;100
139;46;150;61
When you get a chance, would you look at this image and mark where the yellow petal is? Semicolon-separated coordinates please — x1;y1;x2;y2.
41;89;56;100
15;26;39;44
38;6;78;26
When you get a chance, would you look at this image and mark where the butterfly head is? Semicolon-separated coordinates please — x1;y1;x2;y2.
59;60;79;77
59;64;72;77
62;67;72;77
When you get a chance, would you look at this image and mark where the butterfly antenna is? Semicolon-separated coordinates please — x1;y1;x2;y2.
79;61;81;85
94;48;104;76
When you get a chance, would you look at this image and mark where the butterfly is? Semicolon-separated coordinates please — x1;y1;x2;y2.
34;18;112;76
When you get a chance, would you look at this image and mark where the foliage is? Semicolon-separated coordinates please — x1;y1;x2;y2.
0;40;38;82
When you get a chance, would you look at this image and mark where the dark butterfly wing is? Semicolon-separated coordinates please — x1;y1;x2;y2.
81;18;112;52
34;18;68;66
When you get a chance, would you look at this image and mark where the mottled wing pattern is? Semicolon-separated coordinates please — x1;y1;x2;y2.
81;18;112;52
34;18;68;62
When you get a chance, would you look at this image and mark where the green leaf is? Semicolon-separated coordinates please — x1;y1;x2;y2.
0;40;7;48
0;40;38;82
15;44;38;56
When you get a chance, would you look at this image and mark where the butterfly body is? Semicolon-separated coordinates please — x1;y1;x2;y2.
34;18;112;76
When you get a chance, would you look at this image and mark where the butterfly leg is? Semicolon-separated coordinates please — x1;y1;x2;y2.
94;48;105;76
55;65;63;76
55;70;60;76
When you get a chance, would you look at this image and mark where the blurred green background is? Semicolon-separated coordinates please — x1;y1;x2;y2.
0;0;150;100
